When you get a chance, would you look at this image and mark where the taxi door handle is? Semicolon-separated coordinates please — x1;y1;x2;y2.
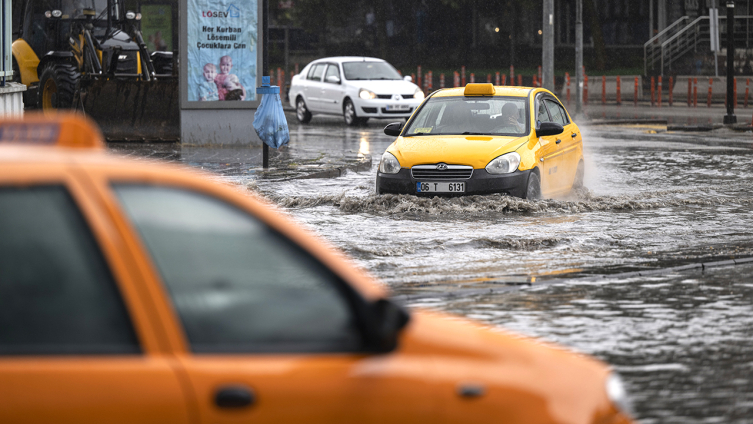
215;385;256;408
555;139;561;144
571;133;577;138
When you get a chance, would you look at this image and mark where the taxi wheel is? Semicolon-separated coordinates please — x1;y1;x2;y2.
296;97;312;123
573;161;585;189
523;171;541;200
38;63;79;111
343;99;359;126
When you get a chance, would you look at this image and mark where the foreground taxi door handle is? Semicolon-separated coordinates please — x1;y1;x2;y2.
215;385;255;408
555;139;562;144
571;133;577;138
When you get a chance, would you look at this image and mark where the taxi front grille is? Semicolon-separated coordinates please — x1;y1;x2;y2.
411;164;473;180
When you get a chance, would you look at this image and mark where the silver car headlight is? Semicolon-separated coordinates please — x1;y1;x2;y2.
485;152;521;174
359;88;377;100
413;88;425;100
606;372;633;417
379;152;401;174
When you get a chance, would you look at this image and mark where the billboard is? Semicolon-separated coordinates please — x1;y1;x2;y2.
182;0;260;107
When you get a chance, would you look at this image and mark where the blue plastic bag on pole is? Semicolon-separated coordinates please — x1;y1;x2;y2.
253;76;290;149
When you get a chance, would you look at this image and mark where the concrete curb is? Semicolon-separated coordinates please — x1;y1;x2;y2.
393;255;753;303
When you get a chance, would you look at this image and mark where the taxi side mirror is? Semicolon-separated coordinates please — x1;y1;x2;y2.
325;75;340;84
536;122;564;137
368;298;410;353
384;122;404;137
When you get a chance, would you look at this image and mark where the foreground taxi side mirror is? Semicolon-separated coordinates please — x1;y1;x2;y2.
536;122;564;137
384;122;404;137
368;298;410;353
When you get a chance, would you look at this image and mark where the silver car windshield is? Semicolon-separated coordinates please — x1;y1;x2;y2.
404;96;529;137
342;62;402;81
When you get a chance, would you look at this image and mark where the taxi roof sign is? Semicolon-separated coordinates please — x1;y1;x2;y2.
0;113;104;149
464;83;496;96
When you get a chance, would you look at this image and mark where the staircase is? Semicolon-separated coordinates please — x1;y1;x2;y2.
644;15;753;76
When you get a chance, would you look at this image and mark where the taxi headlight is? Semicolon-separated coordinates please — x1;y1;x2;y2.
606;373;633;417
359;88;377;100
379;152;401;174
485;152;521;174
413;88;425;100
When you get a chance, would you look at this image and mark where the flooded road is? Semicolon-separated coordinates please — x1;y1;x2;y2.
114;119;753;423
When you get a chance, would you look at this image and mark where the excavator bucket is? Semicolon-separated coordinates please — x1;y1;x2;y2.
76;77;180;141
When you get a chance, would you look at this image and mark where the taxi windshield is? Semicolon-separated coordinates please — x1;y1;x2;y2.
404;96;529;137
342;61;402;81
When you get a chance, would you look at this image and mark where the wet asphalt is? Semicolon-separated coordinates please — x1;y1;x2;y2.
112;114;753;423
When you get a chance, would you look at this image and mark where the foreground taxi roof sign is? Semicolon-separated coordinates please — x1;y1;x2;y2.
464;83;496;96
0;112;104;149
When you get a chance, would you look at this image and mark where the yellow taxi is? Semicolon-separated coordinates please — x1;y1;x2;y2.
0;114;631;424
376;84;584;199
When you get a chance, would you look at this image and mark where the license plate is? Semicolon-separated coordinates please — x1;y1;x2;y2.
387;104;410;111
417;182;465;193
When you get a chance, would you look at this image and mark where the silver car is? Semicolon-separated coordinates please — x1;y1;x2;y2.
288;57;425;126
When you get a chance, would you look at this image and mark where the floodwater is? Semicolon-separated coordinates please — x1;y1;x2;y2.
115;120;753;423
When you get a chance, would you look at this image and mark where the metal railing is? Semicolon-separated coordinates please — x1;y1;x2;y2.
651;15;753;76
0;0;10;86
644;16;690;76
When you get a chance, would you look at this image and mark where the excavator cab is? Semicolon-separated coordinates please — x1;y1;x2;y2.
12;0;178;141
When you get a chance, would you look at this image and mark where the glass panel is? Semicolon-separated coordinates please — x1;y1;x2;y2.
545;99;568;125
114;185;362;354
537;97;552;123
342;61;402;81
0;186;140;355
404;96;528;136
324;64;340;82
307;64;325;81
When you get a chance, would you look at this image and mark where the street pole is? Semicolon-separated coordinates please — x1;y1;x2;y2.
724;1;737;124
575;0;583;116
262;0;269;168
542;0;554;91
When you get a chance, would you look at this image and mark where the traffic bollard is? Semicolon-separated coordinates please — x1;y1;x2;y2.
517;75;522;86
616;76;621;106
510;65;514;83
454;71;459;87
693;78;698;107
601;75;606;105
470;73;475;83
462;66;466;86
502;74;507;86
440;74;445;89
584;75;589;105
533;75;538;88
487;73;491;83
650;77;655;106
495;72;500;85
708;78;713;107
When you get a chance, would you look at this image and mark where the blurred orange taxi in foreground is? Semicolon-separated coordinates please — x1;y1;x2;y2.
0;114;633;424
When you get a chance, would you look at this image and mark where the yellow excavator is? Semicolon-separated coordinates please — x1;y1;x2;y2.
12;0;178;140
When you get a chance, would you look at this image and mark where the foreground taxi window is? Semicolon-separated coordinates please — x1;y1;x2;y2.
0;186;140;355
113;185;362;354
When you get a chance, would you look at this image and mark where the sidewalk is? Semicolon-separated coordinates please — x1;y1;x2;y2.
575;102;753;129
